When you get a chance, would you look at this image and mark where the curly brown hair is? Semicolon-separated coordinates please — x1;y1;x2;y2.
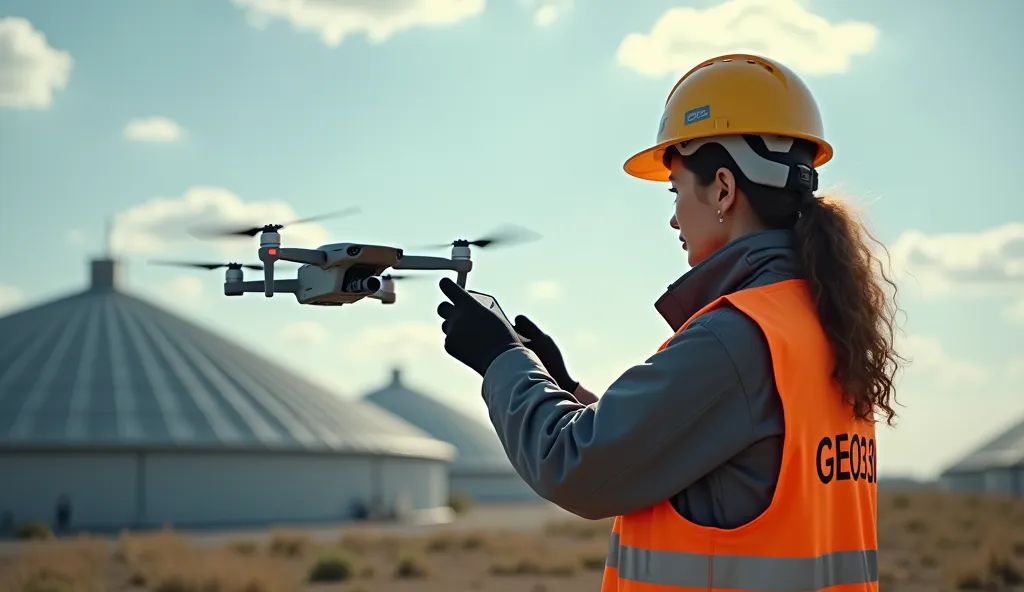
679;138;903;426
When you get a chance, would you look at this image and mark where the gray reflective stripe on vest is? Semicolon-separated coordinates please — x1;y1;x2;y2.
605;533;878;591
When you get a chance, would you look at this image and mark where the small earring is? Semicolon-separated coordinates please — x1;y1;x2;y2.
717;210;724;224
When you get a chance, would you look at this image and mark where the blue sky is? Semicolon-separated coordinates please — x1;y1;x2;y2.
1;0;1021;478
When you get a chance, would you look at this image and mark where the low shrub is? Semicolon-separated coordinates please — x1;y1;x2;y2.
394;555;430;579
307;552;355;583
16;521;53;541
447;492;473;514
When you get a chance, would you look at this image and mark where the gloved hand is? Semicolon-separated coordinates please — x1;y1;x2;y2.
513;315;579;393
437;277;522;377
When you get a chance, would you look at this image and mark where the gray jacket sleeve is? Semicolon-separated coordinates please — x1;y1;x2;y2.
480;306;771;520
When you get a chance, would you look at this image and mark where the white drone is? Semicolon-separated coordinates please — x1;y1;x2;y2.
150;208;540;307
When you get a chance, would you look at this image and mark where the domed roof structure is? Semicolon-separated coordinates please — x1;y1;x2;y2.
942;417;1024;474
940;415;1024;497
0;258;454;461
363;368;512;473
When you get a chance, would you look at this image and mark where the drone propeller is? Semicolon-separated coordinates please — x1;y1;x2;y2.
189;206;362;239
416;224;542;250
150;260;264;271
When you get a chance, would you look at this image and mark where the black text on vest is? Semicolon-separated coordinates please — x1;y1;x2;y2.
815;433;876;484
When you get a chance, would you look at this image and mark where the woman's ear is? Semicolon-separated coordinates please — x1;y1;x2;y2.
715;167;738;214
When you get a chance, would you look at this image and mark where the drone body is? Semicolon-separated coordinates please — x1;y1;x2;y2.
151;210;537;309
248;231;408;305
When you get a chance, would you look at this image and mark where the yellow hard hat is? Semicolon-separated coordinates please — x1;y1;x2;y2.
623;54;833;183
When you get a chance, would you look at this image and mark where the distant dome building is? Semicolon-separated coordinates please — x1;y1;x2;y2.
363;369;537;503
0;257;455;533
940;416;1024;497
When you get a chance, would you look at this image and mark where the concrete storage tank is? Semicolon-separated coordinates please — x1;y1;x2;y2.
363;368;537;503
940;416;1024;497
0;257;455;533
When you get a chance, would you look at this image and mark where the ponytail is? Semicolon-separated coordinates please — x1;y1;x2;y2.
793;196;903;426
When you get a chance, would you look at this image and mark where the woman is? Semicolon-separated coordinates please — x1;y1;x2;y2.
437;53;900;590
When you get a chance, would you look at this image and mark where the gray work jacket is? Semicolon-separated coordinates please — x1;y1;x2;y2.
481;229;797;527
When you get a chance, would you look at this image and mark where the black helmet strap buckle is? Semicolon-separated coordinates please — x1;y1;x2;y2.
788;164;819;193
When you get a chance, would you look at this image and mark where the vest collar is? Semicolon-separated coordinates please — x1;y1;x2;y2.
654;229;798;331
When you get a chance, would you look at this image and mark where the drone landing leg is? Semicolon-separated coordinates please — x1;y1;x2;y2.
260;254;275;297
456;271;468;288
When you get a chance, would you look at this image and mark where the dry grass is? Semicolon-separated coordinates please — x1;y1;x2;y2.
0;536;107;592
875;490;1024;591
1;490;1022;592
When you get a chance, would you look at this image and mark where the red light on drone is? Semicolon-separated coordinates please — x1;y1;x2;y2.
267;248;278;256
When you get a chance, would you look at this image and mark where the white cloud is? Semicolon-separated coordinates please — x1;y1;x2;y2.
340;321;443;363
616;0;879;79
888;223;1024;297
519;0;569;27
162;275;204;304
111;186;333;255
897;334;988;389
124;116;184;142
527;280;563;300
0;285;25;315
533;4;560;27
148;275;204;315
279;321;330;348
0;17;73;109
230;0;485;46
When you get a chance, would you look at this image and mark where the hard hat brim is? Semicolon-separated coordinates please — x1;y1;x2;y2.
623;134;834;183
622;141;675;183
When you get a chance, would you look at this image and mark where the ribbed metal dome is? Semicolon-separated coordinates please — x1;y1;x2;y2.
0;258;455;460
943;416;1024;473
363;368;514;473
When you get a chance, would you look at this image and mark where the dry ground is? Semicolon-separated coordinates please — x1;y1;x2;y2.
1;490;1023;592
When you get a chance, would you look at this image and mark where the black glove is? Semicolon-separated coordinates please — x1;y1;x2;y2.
436;277;522;377
513;315;578;393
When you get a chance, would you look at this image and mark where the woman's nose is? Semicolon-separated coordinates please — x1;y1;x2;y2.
670;214;679;230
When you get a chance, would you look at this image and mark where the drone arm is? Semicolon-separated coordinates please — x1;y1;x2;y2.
393;255;457;270
272;279;300;293
276;248;327;266
394;255;472;273
226;280;300;296
394;255;472;287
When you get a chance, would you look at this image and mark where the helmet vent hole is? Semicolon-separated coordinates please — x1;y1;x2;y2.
722;58;733;62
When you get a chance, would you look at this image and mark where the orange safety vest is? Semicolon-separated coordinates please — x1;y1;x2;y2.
601;279;879;591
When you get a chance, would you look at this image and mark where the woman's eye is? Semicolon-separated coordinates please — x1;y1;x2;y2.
668;188;677;195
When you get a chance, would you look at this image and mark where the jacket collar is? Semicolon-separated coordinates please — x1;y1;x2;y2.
654;229;800;331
